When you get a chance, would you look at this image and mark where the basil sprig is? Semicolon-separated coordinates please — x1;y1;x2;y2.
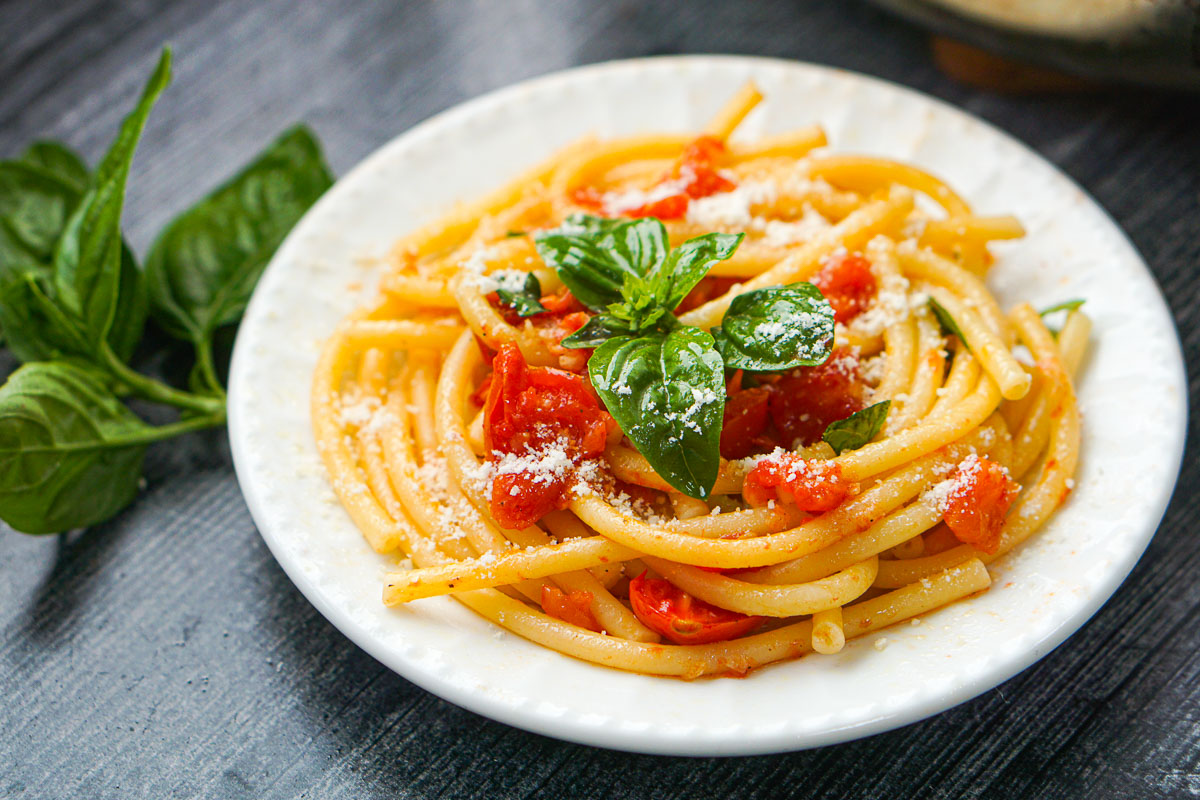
533;214;837;498
0;47;333;534
144;125;332;393
493;272;547;317
711;283;834;372
822;400;891;455
590;327;725;498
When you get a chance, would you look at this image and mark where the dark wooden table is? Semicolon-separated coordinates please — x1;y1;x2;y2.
2;2;1197;798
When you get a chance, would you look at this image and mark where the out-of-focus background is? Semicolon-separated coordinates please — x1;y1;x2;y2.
1;2;1198;798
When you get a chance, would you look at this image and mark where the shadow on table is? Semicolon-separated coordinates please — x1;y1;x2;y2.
20;522;132;647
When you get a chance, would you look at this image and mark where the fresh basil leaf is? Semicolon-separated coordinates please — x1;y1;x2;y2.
604;290;673;333
20;141;90;193
1039;298;1085;316
144;125;334;343
0;261;91;363
0;362;151;534
51;48;169;353
928;297;971;353
711;283;835;372
603;216;669;282
560;314;631;349
652;231;742;310
589;327;724;498
107;242;148;362
534;216;668;311
93;49;172;190
504;229;525;238
1;138;148;364
0;162;83;260
51;179;127;346
822;400;891;455
495;272;547;317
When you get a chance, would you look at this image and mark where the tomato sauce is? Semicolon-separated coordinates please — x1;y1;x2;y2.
942;456;1019;554
743;453;851;513
767;348;866;448
571;135;736;221
483;344;614;529
490;287;591;372
812;251;877;324
540;586;601;632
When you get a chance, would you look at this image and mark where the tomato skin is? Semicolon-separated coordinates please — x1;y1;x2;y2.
482;344;613;529
566;135;734;222
943;456;1019;555
720;387;772;459
812;251;877;324
743;455;850;513
624;193;690;220
628;572;765;645
541;586;601;632
490;288;592;371
678;135;736;199
768;348;865;448
569;186;605;211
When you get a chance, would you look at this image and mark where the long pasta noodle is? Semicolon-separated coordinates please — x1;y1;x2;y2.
311;84;1086;677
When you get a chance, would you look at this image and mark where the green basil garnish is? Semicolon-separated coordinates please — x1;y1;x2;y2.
144;125;333;392
494;272;547;317
0;46;332;534
711;283;835;372
589;327;725;498
532;214;843;499
0;362;155;534
534;216;669;310
822;400;891;454
1039;298;1085;316
928;296;971;353
560;315;634;349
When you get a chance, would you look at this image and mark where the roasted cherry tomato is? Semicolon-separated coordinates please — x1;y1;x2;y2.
942;456;1019;555
628;572;765;645
483;344;613;529
624;193;690;220
490;288;592;372
768;348;865;447
567;135;735;222
743;454;850;513
540;586;601;632
678;135;736;199
720;386;772;459
812;251;877;324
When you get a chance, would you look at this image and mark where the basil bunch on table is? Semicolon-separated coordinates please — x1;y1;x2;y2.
0;47;334;534
535;215;836;498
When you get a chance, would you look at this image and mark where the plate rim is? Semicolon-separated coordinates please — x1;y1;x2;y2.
227;54;1189;755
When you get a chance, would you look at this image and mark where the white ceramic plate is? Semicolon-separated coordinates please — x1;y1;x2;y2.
227;56;1187;755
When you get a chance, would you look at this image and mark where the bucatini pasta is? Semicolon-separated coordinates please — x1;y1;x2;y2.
312;84;1085;679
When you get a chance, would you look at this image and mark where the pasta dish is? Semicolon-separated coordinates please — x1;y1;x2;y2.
311;84;1087;679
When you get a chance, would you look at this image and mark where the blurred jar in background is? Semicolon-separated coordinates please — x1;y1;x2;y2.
871;0;1200;91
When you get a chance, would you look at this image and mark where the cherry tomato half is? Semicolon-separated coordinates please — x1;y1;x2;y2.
812;251;877;324
743;454;850;513
768;348;866;448
943;456;1019;555
628;572;765;645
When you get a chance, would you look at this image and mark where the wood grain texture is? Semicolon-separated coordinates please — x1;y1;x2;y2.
1;1;1197;798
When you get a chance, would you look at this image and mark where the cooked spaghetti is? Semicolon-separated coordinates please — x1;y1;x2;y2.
312;84;1087;679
